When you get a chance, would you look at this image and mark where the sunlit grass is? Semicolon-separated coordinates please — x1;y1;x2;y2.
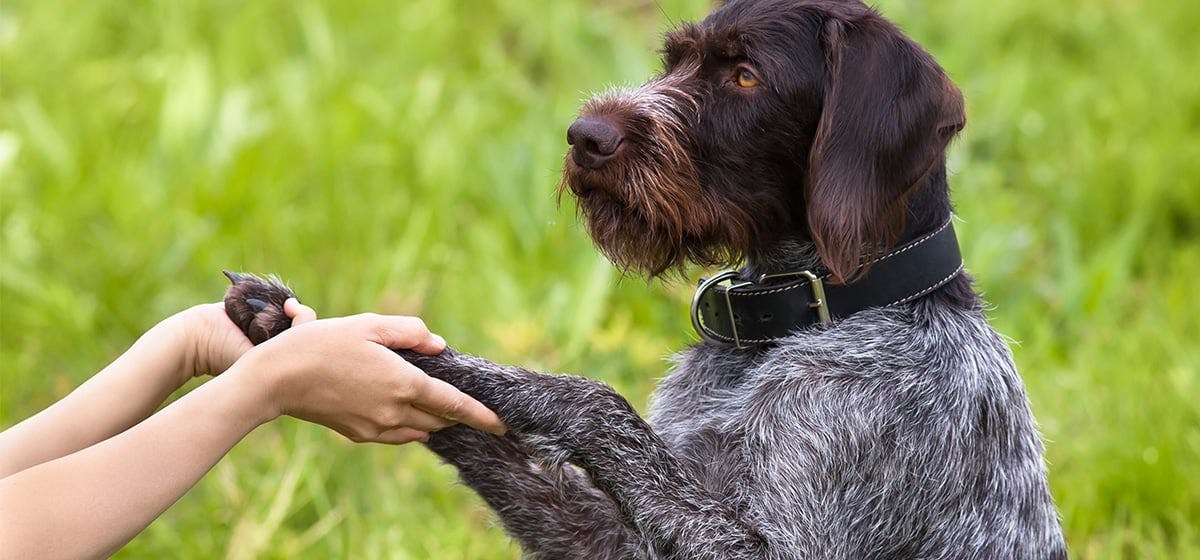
1;0;1197;557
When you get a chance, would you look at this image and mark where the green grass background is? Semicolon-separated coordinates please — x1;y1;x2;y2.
1;0;1197;557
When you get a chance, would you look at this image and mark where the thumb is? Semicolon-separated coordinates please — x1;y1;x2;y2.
358;315;446;355
284;298;317;326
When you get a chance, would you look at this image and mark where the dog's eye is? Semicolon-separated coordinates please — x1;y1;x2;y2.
736;69;759;88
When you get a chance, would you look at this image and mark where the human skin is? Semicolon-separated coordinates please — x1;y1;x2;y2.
0;300;504;560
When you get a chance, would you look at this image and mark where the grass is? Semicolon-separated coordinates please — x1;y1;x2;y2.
1;0;1197;557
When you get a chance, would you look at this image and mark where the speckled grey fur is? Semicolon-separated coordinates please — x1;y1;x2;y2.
399;274;1066;559
225;0;1068;554
227;265;1068;558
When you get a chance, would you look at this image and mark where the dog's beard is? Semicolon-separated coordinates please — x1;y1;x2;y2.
562;160;756;278
560;70;776;278
571;183;691;277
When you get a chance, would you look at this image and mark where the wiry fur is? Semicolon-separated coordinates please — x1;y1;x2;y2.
224;0;1065;557
221;271;295;344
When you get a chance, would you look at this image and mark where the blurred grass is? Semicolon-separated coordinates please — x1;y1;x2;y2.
0;0;1197;558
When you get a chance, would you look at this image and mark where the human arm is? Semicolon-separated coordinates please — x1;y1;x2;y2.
0;311;504;560
0;303;252;479
0;359;272;560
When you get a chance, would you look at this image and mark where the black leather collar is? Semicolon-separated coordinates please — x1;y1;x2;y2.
691;219;964;347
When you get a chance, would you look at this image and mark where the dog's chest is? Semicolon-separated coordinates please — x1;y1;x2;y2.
648;349;761;501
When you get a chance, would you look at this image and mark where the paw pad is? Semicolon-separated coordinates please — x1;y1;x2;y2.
222;270;299;344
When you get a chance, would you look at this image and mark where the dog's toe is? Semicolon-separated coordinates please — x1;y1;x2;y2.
222;270;298;344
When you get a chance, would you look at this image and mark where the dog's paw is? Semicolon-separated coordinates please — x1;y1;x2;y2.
222;270;298;344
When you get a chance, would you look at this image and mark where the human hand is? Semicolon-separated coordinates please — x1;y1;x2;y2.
227;313;506;445
172;298;316;383
175;303;253;381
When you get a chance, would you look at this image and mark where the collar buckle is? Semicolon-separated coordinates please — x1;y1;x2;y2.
759;270;831;326
691;270;752;347
691;269;830;348
689;219;962;347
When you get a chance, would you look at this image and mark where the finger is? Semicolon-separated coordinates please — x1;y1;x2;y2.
410;375;507;435
284;298;317;325
393;407;458;433
358;315;446;354
371;427;429;445
410;332;447;356
202;301;246;336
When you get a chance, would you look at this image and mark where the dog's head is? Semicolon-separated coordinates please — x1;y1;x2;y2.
561;0;965;282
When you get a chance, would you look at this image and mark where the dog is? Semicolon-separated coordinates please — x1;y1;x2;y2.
224;0;1067;557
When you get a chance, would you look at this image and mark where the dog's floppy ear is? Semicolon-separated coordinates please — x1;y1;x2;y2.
806;12;965;283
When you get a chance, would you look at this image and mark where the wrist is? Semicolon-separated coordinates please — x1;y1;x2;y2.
140;310;198;391
219;349;284;426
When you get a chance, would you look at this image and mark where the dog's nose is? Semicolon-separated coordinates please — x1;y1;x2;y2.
567;116;624;169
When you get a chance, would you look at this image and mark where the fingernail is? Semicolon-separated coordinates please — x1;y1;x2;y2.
432;334;447;348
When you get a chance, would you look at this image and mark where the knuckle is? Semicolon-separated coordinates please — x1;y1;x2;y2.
393;376;419;401
377;407;403;427
407;317;428;333
443;393;468;419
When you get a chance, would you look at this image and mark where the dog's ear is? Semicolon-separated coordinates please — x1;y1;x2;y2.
806;13;965;283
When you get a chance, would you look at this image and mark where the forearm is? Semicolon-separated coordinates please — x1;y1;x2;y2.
0;364;273;560
426;425;639;559
0;313;195;478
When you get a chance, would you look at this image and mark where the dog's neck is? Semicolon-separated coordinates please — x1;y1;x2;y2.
752;163;977;310
741;238;824;281
744;164;960;286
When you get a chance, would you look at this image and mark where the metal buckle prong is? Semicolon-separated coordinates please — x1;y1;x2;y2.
690;270;751;347
756;270;831;326
796;271;831;325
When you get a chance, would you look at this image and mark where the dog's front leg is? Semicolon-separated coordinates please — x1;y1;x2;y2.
400;350;768;560
422;424;640;559
221;273;763;559
221;274;641;559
